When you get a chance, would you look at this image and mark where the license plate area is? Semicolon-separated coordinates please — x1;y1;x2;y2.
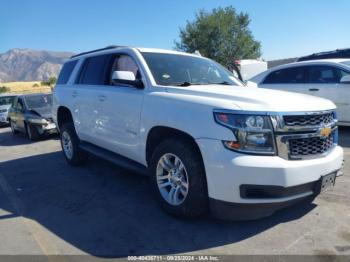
320;172;336;193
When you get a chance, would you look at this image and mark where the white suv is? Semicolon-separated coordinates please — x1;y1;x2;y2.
53;46;344;220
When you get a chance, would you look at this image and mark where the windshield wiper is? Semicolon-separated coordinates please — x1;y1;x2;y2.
173;82;194;87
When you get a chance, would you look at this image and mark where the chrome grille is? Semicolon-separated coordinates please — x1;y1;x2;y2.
288;135;334;158
274;111;337;160
283;112;334;126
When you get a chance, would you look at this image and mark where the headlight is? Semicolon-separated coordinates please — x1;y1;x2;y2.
214;111;276;155
28;118;48;125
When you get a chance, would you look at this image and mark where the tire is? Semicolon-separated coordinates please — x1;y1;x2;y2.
10;120;18;134
25;123;40;141
60;122;88;166
149;138;208;218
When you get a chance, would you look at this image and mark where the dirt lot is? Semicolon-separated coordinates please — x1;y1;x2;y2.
0;126;349;257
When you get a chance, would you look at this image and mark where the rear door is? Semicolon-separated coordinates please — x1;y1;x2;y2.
304;65;350;123
259;66;308;94
74;54;112;144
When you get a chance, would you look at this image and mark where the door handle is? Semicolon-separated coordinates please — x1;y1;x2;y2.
72;91;78;97
309;88;319;91
99;95;106;102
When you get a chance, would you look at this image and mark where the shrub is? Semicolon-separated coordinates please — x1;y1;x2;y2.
0;86;10;93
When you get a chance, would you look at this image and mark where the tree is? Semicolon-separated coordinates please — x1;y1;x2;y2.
175;6;261;69
41;76;57;87
49;76;57;86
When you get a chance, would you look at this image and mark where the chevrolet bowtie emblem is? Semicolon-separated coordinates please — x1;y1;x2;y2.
319;127;332;139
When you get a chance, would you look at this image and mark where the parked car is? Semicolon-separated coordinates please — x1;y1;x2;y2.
0;94;17;126
297;48;350;62
8;93;57;140
53;46;343;220
250;59;350;126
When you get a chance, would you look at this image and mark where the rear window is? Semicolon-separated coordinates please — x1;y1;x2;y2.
78;55;112;85
57;60;78;85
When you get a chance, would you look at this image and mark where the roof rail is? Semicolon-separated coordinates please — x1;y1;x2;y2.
70;45;126;58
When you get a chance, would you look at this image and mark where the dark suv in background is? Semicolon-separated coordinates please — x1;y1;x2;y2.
297;48;350;62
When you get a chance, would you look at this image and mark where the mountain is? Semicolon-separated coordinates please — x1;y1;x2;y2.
0;48;74;82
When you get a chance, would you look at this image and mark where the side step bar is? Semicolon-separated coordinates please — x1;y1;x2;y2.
79;142;148;176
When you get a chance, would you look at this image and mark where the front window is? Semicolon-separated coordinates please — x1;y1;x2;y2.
24;94;52;109
141;52;242;86
0;96;15;106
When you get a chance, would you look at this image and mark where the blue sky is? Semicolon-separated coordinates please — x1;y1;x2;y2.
1;0;349;60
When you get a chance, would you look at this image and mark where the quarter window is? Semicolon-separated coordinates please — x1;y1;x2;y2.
263;67;306;84
57;60;78;85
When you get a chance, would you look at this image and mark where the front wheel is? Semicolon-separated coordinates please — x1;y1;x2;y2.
60;122;88;166
26;123;40;140
149;138;208;218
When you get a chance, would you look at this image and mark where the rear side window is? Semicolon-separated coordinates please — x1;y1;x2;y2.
263;67;306;84
57;60;78;85
78;55;111;85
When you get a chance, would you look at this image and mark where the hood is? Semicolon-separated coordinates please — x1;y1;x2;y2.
164;85;336;112
0;104;11;112
29;107;53;119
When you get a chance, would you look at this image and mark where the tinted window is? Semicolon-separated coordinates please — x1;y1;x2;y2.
307;66;349;84
79;55;111;85
263;67;306;84
57;60;78;85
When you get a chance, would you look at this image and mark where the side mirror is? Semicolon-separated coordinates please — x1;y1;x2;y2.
112;71;144;89
340;75;350;84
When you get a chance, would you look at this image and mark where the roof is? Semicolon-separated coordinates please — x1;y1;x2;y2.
270;58;350;71
18;93;52;98
0;93;17;97
69;45;200;60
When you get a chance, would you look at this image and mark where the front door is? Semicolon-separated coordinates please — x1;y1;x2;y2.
95;53;145;162
304;65;350;123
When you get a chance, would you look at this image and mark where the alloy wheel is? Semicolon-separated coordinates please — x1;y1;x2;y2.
156;153;189;206
62;131;74;160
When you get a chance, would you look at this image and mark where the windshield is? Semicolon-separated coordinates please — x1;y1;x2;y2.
24;94;52;109
141;52;243;86
0;96;15;106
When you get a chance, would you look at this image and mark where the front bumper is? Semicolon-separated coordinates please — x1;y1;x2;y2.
196;138;344;220
35;122;58;135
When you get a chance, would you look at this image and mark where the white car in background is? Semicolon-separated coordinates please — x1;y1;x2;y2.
0;94;17;126
250;59;350;125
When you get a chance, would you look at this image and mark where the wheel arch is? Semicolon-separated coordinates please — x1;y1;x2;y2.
57;106;73;130
145;126;204;167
